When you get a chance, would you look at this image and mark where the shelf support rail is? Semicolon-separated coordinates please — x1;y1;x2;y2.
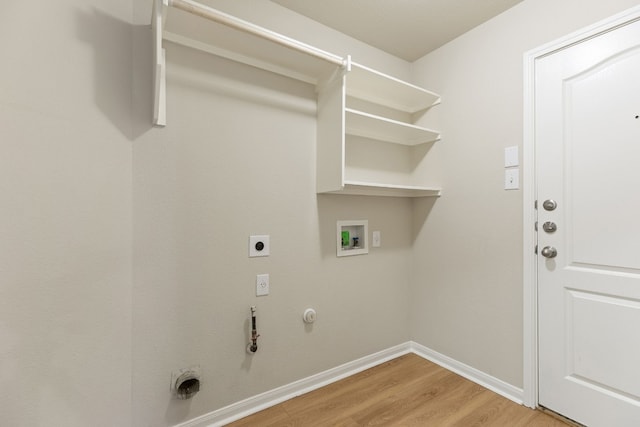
152;0;347;126
152;0;167;126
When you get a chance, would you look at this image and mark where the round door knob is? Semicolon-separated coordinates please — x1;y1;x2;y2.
541;246;557;258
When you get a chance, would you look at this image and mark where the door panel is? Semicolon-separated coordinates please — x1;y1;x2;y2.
567;48;640;270
536;16;640;426
567;287;640;399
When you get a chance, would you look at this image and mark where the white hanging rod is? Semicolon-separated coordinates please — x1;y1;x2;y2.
167;0;345;67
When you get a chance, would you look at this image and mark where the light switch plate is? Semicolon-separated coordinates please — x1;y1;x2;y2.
504;146;519;168
505;168;519;190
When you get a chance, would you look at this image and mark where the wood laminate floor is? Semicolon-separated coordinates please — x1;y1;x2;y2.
226;353;571;426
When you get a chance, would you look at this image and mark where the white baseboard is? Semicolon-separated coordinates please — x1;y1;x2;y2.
409;341;524;404
177;342;412;427
175;341;523;427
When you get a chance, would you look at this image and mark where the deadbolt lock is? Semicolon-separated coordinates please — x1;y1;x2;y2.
543;199;557;211
542;221;557;233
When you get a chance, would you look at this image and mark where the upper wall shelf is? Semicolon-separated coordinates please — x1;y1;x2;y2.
347;62;441;113
316;58;442;198
345;108;440;145
151;0;442;198
152;0;345;126
337;182;441;198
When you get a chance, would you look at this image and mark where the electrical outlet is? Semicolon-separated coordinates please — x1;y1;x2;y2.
372;231;381;247
256;274;269;296
249;235;270;257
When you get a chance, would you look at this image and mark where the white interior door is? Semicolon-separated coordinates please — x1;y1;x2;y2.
536;17;640;427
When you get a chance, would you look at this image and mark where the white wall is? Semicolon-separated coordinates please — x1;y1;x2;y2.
132;1;415;425
410;0;640;388
5;0;639;425
186;0;413;81
0;1;133;426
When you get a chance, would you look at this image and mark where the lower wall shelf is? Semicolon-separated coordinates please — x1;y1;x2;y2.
321;181;441;198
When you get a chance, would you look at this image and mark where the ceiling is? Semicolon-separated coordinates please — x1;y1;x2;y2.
271;0;524;62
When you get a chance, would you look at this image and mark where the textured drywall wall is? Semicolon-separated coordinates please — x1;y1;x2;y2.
6;1;635;425
409;0;640;388
131;1;414;425
0;1;133;426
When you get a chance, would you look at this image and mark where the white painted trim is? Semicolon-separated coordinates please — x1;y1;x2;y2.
175;341;527;426
522;3;640;411
522;40;538;410
410;342;524;404
176;343;412;427
152;0;167;126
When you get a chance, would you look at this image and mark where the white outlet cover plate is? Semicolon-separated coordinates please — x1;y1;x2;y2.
372;231;381;247
249;235;270;257
256;273;269;296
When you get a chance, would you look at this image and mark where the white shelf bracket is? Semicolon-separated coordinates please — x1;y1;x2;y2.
344;54;352;73
152;0;167;126
317;54;351;94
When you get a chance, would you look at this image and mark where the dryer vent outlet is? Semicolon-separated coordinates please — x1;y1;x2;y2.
171;367;201;400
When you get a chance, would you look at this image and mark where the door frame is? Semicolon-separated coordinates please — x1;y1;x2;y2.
522;5;640;409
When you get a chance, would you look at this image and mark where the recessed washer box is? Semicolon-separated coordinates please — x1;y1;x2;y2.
337;220;368;257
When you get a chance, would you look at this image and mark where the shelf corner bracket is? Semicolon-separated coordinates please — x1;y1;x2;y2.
344;54;352;74
152;0;168;126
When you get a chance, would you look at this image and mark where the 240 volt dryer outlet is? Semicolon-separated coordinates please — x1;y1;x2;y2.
249;235;269;257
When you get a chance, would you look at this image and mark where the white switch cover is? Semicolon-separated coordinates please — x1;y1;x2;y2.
372;231;381;248
256;274;269;296
505;168;519;190
504;146;519;168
